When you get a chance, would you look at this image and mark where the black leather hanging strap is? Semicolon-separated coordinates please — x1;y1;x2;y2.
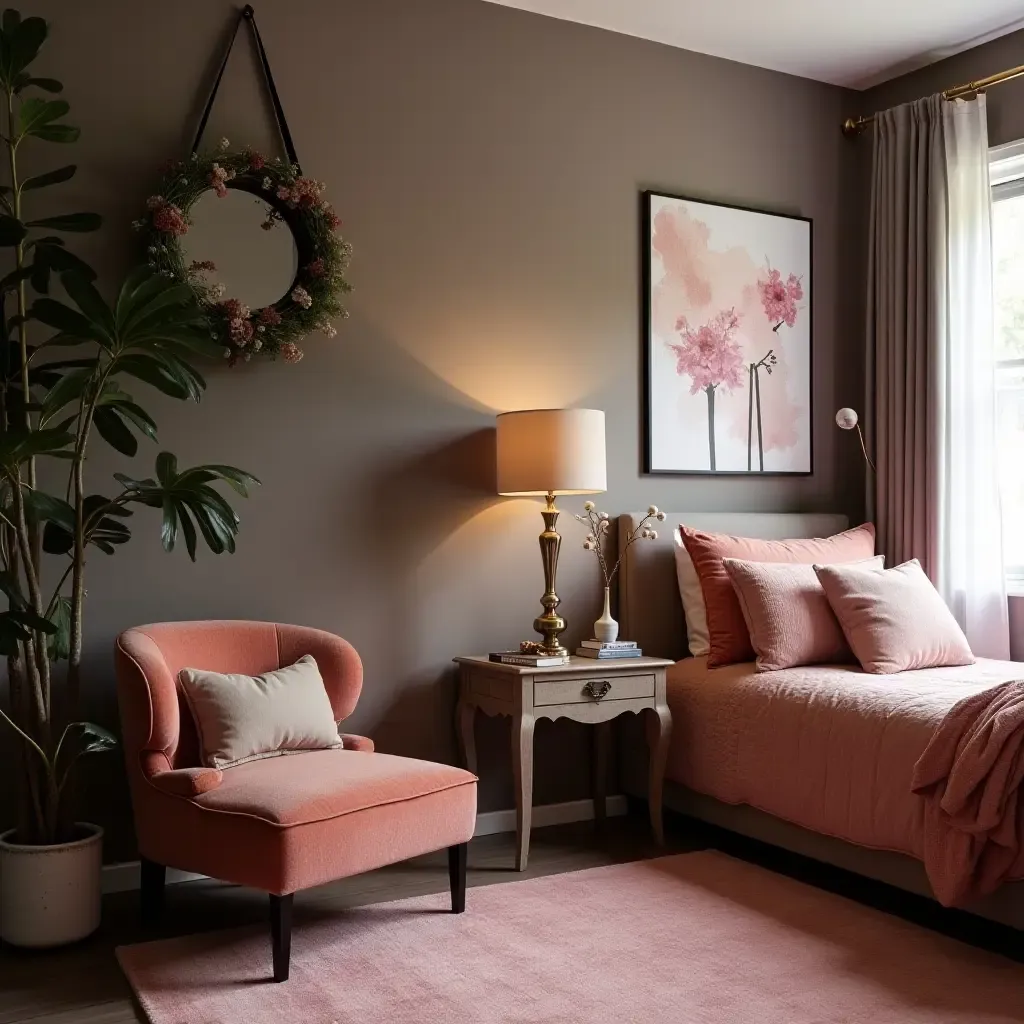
191;5;301;175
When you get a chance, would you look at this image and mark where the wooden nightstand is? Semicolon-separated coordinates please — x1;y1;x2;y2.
453;654;673;870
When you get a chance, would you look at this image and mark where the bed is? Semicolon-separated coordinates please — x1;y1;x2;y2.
617;511;1024;928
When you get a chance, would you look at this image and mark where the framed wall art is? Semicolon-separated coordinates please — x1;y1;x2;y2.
642;190;812;475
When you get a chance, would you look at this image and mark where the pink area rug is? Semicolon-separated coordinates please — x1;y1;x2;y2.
117;851;1022;1024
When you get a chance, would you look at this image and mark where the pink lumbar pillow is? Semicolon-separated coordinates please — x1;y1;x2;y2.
814;559;975;674
724;555;885;672
679;523;877;668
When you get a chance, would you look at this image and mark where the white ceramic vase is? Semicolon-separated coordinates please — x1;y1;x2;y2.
594;586;619;644
0;823;103;948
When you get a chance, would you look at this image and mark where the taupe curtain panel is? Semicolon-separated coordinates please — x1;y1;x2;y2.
866;95;946;578
866;93;1010;659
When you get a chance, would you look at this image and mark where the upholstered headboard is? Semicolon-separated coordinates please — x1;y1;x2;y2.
617;512;850;660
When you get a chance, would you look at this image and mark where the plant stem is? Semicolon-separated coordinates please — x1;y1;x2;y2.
705;385;717;471
747;363;754;471
754;366;764;471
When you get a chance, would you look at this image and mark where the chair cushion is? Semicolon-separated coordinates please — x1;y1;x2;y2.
193;749;474;827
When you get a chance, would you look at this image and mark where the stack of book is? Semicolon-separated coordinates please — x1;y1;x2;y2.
489;650;571;667
575;640;643;659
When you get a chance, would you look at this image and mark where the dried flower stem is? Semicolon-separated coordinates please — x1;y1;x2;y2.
574;503;666;588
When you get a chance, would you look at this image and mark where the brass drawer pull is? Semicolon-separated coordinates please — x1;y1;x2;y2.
584;680;612;700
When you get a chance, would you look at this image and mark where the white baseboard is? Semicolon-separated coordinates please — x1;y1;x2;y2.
101;795;628;894
473;795;628;837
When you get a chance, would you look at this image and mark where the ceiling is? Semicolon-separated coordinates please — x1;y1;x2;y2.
481;0;1024;89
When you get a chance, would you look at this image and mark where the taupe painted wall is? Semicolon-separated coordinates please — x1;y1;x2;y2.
5;0;857;859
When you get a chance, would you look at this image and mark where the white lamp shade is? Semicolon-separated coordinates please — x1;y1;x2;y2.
496;408;607;496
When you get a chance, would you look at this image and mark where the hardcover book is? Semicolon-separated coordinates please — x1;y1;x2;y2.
489;652;571;667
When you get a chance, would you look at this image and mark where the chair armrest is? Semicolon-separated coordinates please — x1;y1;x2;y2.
150;767;224;798
341;733;374;752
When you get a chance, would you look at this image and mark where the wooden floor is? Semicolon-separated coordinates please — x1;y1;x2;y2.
0;810;1020;1024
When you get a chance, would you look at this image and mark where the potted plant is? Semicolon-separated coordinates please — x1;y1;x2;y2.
0;10;257;947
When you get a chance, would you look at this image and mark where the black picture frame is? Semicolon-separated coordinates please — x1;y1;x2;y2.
641;189;813;477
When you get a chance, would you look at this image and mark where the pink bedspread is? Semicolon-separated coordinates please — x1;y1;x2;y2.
666;657;1024;898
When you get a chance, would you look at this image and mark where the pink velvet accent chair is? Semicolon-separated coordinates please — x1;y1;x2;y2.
115;621;477;982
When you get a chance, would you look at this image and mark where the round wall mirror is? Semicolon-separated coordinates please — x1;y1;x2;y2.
182;186;298;310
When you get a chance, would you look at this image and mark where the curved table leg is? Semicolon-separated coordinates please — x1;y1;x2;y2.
512;713;535;871
457;701;478;774
645;704;672;845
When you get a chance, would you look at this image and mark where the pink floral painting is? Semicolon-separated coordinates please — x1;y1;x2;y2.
644;192;811;474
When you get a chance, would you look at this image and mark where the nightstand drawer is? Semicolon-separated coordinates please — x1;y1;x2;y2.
533;673;655;707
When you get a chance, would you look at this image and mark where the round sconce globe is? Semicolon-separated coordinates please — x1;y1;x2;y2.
835;408;859;430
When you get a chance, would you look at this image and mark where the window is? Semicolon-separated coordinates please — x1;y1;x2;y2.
990;141;1024;588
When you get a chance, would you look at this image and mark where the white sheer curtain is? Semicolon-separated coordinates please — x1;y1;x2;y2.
939;95;1010;659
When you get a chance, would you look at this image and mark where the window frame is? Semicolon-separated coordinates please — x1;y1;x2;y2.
989;139;1024;592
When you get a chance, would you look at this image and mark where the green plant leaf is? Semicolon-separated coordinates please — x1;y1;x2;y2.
0;265;32;292
40;365;93;421
46;595;71;660
115;353;190;400
31;296;110;346
189;464;260;497
102;398;157;442
22;164;75;190
33;240;95;281
119;455;256;560
0;606;56;656
93;406;138;456
17;76;62;93
2;15;47;85
25;211;101;232
177;502;198;560
60;271;114;337
155;451;177;487
0;215;26;245
22;488;74;531
16;97;68;137
0;427;74;468
29;123;79;143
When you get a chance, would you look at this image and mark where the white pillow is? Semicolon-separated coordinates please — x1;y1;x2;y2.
179;655;343;769
673;537;710;657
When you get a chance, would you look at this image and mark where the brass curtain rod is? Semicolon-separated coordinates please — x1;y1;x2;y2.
841;61;1024;137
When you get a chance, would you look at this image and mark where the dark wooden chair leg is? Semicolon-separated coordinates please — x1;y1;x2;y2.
139;857;166;927
270;893;293;983
448;842;467;914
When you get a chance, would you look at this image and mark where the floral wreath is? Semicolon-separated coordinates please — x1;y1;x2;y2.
136;139;352;365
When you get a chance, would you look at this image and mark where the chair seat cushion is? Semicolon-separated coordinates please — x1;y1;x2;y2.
193;749;474;827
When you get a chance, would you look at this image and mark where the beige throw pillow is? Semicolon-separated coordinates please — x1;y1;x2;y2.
179;655;343;769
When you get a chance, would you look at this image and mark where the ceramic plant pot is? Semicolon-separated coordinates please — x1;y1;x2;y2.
0;822;103;947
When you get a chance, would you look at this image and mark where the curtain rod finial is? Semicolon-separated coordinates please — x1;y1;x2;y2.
842;117;869;138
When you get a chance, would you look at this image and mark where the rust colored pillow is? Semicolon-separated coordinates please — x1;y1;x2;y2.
680;523;877;668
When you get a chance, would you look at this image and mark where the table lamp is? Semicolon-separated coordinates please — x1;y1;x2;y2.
496;408;607;656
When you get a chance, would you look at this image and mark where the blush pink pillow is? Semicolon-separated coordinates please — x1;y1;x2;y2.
814;559;975;674
724;555;885;672
679;523;877;668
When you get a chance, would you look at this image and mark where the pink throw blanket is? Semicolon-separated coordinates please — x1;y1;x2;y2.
912;679;1024;906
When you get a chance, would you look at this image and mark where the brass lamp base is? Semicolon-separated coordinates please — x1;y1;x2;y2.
533;492;567;656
